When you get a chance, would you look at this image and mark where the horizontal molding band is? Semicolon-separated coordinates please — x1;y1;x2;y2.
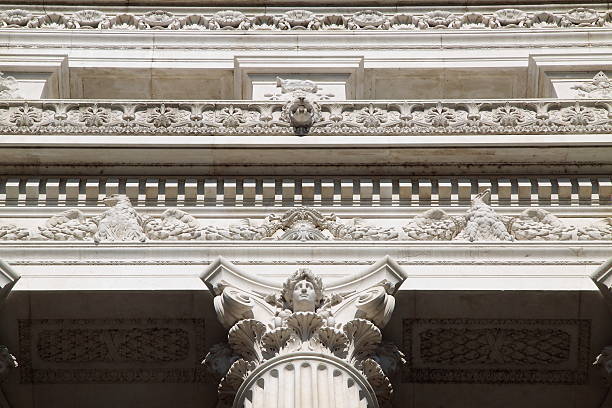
0;176;609;206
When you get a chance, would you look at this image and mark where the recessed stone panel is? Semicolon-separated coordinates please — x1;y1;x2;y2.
18;318;207;384
403;318;590;384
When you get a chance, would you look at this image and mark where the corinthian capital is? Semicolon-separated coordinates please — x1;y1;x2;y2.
201;256;407;408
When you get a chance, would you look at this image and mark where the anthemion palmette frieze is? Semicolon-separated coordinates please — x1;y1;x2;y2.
2;8;612;31
1;192;609;242
2;99;612;137
201;257;407;408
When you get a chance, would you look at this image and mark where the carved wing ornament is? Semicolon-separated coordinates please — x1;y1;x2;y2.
202;257;408;408
3;192;610;242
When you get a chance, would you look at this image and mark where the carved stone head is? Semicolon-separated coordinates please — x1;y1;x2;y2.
281;268;323;311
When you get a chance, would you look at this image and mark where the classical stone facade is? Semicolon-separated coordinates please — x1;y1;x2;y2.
0;1;610;408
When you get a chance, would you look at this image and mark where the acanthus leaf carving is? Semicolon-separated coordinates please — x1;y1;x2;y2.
203;260;407;407
361;358;393;407
227;319;267;363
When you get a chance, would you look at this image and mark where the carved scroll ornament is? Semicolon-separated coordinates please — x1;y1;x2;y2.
201;257;407;408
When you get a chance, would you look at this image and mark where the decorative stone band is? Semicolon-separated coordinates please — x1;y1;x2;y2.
0;8;611;31
3;100;612;136
1;194;610;241
0;176;609;207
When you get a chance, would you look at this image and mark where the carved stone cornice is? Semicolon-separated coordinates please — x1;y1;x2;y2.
2;99;612;137
1;8;612;31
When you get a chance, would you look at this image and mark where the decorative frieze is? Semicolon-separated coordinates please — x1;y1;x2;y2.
403;318;591;384
18;318;206;384
2;100;612;137
2;8;612;31
1;176;608;206
1;193;611;242
202;257;407;407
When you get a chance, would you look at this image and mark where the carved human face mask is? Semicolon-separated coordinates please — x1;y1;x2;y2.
292;279;316;312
